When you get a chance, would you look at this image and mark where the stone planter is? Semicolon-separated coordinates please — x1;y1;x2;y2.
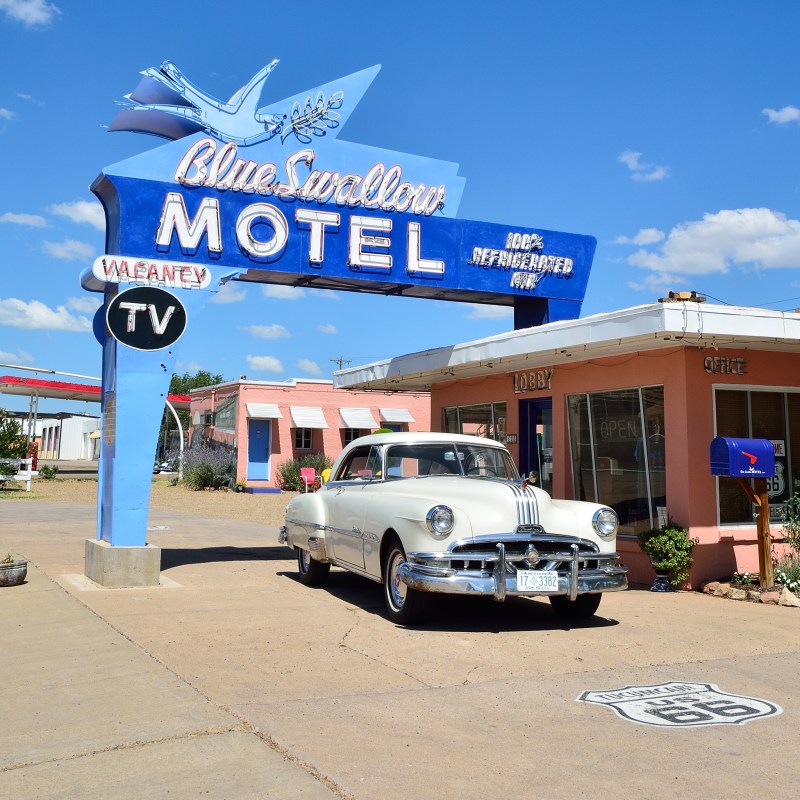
650;561;674;593
0;559;28;587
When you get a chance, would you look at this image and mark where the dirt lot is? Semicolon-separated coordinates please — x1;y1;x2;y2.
1;476;296;527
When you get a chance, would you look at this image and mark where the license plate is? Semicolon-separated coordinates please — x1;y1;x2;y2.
516;569;559;592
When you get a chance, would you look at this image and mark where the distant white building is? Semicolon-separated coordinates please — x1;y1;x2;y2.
10;412;100;460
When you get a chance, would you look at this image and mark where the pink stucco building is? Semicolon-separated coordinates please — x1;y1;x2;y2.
334;300;800;588
189;378;430;492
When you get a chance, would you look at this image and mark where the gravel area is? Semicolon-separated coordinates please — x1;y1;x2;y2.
1;476;297;527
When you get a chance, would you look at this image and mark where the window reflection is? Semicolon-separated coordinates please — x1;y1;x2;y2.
568;386;665;536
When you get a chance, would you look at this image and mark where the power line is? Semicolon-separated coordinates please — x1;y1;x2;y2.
330;357;352;370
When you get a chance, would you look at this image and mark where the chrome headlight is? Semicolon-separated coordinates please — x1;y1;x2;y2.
592;508;618;540
426;505;455;538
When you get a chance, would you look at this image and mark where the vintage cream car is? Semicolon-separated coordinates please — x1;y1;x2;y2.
280;432;627;625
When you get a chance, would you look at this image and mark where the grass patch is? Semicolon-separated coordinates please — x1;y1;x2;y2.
0;487;46;500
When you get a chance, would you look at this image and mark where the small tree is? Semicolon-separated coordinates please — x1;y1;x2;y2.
0;410;28;479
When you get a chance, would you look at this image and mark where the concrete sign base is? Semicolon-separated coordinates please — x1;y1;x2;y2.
85;539;161;588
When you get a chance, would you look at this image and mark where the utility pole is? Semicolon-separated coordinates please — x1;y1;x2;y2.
330;357;352;370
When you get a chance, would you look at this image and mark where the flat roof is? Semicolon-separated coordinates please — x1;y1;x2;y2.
333;302;800;392
0;375;191;409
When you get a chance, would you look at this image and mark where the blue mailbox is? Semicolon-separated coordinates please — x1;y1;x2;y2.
710;437;775;478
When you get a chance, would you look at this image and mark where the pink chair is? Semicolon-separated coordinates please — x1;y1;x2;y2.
300;467;320;492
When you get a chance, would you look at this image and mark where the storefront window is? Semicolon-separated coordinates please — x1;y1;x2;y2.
442;402;507;442
567;386;665;536
715;389;793;524
567;394;595;503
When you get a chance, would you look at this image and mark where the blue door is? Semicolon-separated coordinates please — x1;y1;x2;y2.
247;419;271;480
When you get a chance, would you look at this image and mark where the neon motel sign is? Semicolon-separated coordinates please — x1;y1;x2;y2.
80;60;597;555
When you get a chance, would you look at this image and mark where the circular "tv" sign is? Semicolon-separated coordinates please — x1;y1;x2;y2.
106;286;187;351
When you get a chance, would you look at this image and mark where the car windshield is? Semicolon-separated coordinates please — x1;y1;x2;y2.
384;442;519;480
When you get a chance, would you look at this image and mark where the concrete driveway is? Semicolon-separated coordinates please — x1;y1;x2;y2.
2;501;799;799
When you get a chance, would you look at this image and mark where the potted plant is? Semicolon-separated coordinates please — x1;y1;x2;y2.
637;518;698;592
0;553;28;587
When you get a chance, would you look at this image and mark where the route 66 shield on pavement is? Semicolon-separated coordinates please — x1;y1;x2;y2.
577;681;782;728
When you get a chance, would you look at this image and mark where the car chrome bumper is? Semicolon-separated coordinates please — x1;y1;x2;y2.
398;542;627;602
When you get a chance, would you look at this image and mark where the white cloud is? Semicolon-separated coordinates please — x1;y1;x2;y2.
0;347;33;364
43;239;94;261
50;200;105;231
627;208;800;282
66;295;100;314
0;211;46;227
244;323;290;340
614;227;666;246
465;304;513;320
0;108;15;120
0;297;92;331
0;0;61;27
211;282;247;304
262;284;306;300
246;354;283;373
618;149;670;182
317;323;338;334
762;105;800;125
176;360;204;373
298;358;323;376
309;288;341;300
626;272;679;294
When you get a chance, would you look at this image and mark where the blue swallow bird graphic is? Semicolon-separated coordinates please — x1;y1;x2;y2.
109;59;286;144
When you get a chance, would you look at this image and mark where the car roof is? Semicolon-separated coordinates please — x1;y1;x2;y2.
343;432;508;449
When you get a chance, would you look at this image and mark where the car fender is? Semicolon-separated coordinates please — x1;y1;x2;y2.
363;497;475;578
545;496;618;553
283;492;328;553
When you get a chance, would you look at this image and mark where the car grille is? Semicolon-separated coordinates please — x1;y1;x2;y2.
448;533;600;574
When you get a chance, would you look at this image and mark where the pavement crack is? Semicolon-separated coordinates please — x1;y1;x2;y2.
0;726;246;773
250;728;357;800
338;608;430;688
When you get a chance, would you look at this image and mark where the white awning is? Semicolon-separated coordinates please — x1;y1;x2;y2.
290;406;329;429
339;407;378;429
379;407;415;423
246;403;282;419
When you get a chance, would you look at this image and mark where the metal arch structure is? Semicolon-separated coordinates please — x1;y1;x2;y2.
81;60;597;568
0;372;189;469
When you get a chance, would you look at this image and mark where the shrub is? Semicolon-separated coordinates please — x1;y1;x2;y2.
38;465;59;480
637;518;698;587
276;453;333;492
774;552;800;592
781;492;800;553
0;410;27;483
181;445;235;490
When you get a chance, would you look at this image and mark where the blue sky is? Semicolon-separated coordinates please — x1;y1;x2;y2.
2;0;800;413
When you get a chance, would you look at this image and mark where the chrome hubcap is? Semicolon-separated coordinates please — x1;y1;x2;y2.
388;551;407;609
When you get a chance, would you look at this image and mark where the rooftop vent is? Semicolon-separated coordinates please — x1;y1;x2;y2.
658;291;706;303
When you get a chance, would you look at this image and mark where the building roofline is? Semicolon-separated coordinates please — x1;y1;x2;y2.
333;302;800;392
